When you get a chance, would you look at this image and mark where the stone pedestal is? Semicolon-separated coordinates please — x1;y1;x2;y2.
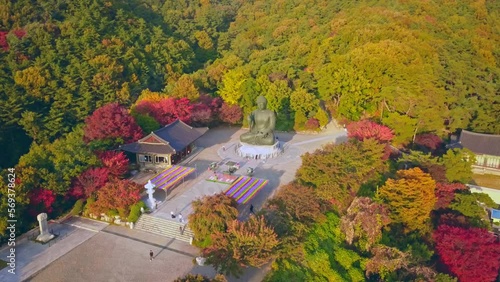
237;141;282;160
36;213;55;243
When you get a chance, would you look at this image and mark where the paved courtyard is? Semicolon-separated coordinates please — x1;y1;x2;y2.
149;123;347;223
11;123;346;282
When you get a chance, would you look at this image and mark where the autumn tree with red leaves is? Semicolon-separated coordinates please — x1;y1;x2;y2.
305;118;320;130
83;103;143;143
134;97;194;125
28;187;56;216
434;183;467;209
414;133;442;151
87;179;141;217
434;225;500;282
0;31;8;51
219;102;242;124
99;151;129;177
191;103;214;126
67;167;110;199
347;120;395;143
190;96;223;126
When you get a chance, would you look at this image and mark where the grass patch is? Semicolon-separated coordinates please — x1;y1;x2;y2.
0;259;7;270
471;174;500;190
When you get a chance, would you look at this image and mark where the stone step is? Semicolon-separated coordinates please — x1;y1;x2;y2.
134;214;194;243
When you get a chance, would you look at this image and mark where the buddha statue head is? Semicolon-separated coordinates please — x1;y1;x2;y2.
256;95;267;110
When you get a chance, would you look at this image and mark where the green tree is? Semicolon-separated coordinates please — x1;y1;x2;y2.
18;128;98;194
267;212;366;282
449;192;496;227
442;148;475;183
132;113;160;134
296;139;386;210
0;167;30;240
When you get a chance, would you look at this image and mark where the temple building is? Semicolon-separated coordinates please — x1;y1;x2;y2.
120;119;208;171
454;130;500;174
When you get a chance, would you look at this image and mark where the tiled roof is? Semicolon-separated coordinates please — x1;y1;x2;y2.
153;120;208;151
119;143;174;155
120;119;208;155
459;130;500;156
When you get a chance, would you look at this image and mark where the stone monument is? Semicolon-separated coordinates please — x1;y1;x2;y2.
238;96;282;159
145;180;156;210
36;213;55;243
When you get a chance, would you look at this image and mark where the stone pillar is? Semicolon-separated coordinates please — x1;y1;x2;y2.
145;180;156;210
36;213;55;243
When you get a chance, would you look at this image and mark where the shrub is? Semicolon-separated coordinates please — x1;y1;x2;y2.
305;118;320;130
71;199;85;216
107;209;119;217
83;197;96;216
128;201;146;223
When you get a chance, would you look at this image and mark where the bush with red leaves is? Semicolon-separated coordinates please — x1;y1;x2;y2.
305;118;320;130
87;179;141;216
134;98;193;125
414;133;443;151
434;224;500;282
0;31;8;51
12;28;26;39
99;151;129;177
219;102;242;124
347;120;394;143
83;103;143;143
434;183;467;209
28;187;56;217
67;167;110;199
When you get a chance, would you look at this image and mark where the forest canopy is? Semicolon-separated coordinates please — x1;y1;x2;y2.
1;0;498;168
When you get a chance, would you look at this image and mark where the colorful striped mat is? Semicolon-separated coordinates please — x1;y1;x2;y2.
225;176;268;204
150;165;195;190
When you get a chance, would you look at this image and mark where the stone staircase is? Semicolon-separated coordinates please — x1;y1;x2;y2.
134;214;194;243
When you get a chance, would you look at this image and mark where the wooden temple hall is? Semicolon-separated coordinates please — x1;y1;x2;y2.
120;120;208;170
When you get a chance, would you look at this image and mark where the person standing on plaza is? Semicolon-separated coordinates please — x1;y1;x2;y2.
149;250;154;261
178;213;183;223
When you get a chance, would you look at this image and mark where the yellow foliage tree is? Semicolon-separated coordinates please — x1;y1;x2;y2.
218;69;246;105
14;66;49;100
135;89;166;103
169;74;200;101
378;168;436;234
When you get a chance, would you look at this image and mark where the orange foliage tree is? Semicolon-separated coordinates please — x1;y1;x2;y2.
378;168;436;234
205;216;279;277
88;179;141;217
188;193;239;248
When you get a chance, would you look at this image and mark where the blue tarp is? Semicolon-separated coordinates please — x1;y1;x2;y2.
492;209;500;220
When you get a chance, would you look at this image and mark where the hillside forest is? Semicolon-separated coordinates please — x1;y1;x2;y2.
0;0;499;281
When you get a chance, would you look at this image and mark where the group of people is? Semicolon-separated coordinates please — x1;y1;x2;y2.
171;211;184;223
